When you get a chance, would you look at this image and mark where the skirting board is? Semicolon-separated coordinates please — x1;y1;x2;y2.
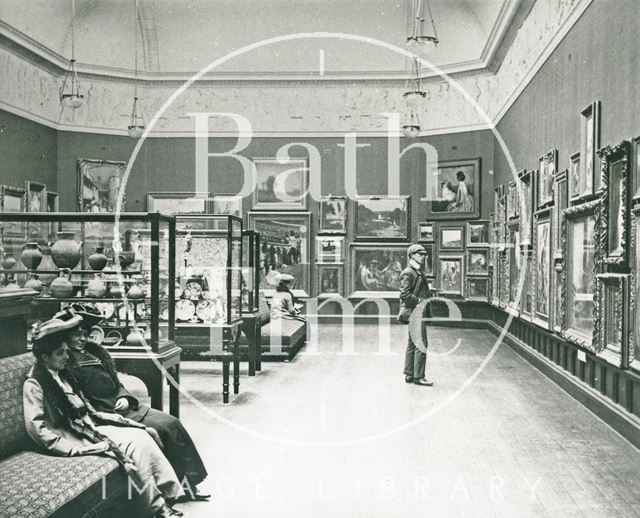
485;320;640;450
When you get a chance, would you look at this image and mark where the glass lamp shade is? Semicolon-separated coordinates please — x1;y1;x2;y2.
127;125;145;138
127;97;145;138
403;90;426;109
60;93;84;109
405;36;438;57
401;124;421;138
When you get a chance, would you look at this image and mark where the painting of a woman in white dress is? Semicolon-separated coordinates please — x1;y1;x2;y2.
427;159;480;220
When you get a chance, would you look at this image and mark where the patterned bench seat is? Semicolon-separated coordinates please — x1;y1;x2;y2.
260;318;307;361
0;353;130;518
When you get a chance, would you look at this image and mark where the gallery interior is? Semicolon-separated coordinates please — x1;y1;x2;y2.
0;0;639;517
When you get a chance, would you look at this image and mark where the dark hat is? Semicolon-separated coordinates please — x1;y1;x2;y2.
407;244;428;256
32;309;82;344
69;302;104;329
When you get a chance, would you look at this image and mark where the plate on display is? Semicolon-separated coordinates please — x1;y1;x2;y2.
117;303;135;321
95;302;115;320
186;281;203;299
135;303;148;319
195;300;212;321
176;299;195;321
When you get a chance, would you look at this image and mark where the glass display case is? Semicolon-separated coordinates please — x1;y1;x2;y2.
0;212;176;353
174;214;243;326
241;229;261;315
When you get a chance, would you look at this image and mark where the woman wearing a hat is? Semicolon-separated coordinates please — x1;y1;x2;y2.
270;273;306;322
66;303;209;502
23;309;184;517
399;244;434;386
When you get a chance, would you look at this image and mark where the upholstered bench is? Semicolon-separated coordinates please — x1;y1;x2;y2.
0;353;130;518
260;318;307;361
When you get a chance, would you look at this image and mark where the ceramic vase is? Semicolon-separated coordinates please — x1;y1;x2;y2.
20;242;43;270
50;268;74;298
88;246;109;271
24;273;43;293
1;253;16;270
126;327;150;347
127;283;145;299
87;273;107;298
36;244;58;292
51;232;82;269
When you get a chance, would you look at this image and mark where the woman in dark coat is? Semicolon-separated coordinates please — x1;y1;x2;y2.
66;303;209;501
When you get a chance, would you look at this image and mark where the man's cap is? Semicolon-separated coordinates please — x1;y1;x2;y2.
407;244;428;256
278;273;295;283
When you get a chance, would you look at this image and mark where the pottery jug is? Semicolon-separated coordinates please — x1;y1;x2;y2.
20;242;43;270
50;268;74;298
127;283;145;300
36;244;58;291
87;273;107;298
118;229;135;269
24;273;43;293
51;232;82;269
126;327;150;347
88;246;109;271
2;253;16;270
0;277;20;293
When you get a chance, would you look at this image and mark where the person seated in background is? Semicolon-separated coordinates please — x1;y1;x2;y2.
23;310;184;518
66;303;209;502
270;273;306;322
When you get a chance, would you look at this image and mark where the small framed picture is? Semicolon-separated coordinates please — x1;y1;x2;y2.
252;157;308;210
439;225;464;251
580;101;601;195
466;220;489;247
318;196;347;234
354;196;410;241
438;255;464;296
0;185;26;242
317;264;343;297
467;248;489;276
316;236;344;263
466;277;489;301
507;180;519;220
25;181;46;212
46;191;59;212
417;222;435;242
569;152;581;203
147;191;213;214
537;149;557;211
422;243;436;277
212;194;242;217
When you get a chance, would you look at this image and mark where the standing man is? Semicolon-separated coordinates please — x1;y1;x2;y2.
400;244;434;386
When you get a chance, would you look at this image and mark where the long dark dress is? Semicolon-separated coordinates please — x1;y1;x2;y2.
67;343;208;488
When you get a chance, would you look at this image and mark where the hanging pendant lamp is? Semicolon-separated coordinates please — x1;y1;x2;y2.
127;0;146;138
59;0;84;109
405;0;439;57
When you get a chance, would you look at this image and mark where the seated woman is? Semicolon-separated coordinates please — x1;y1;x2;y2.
23;310;183;518
66;303;209;501
270;273;306;322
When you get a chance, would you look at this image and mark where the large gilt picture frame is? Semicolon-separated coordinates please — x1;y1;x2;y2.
595;273;629;367
552;169;568;333
354;196;409;241
438;255;464;296
560;200;598;350
77;158;127;212
426;158;480;220
533;214;551;329
628;198;640;371
517;169;533;249
579;101;601;196
350;243;407;297
598;140;631;267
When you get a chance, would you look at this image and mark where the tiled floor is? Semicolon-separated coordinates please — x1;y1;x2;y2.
125;325;640;517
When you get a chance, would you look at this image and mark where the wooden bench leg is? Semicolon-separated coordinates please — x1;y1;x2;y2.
248;326;256;377
223;361;230;404
233;355;240;394
256;332;262;372
169;364;180;418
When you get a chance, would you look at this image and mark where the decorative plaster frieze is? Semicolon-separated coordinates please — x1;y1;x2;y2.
0;0;592;136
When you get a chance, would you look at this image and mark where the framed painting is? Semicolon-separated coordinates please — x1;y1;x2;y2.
316;236;344;263
25;181;46;212
46;191;59;213
467;248;489;276
507;225;520;314
147;191;212;215
466;276;489;301
354;196;409;241
520;250;533;320
517;169;533;249
580;101;601;196
595;273;629;366
553;169;569;332
350;244;407;297
0;185;26;242
248;211;311;296
252;158;307;211
77;158;127;212
212;194;242;217
466;220;489;247
507;180;519;221
318;196;347;234
438;255;464;296
569;152;582;204
317;264;343;297
499;250;510;309
439;224;464;251
533;215;551;328
426;158;481;220
634;136;640;199
629;200;640;370
537;149;557;211
422;243;436;277
417;222;435;242
560;200;598;350
598;140;631;267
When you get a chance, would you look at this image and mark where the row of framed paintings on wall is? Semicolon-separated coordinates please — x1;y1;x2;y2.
0;182;59;242
489;100;640;371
